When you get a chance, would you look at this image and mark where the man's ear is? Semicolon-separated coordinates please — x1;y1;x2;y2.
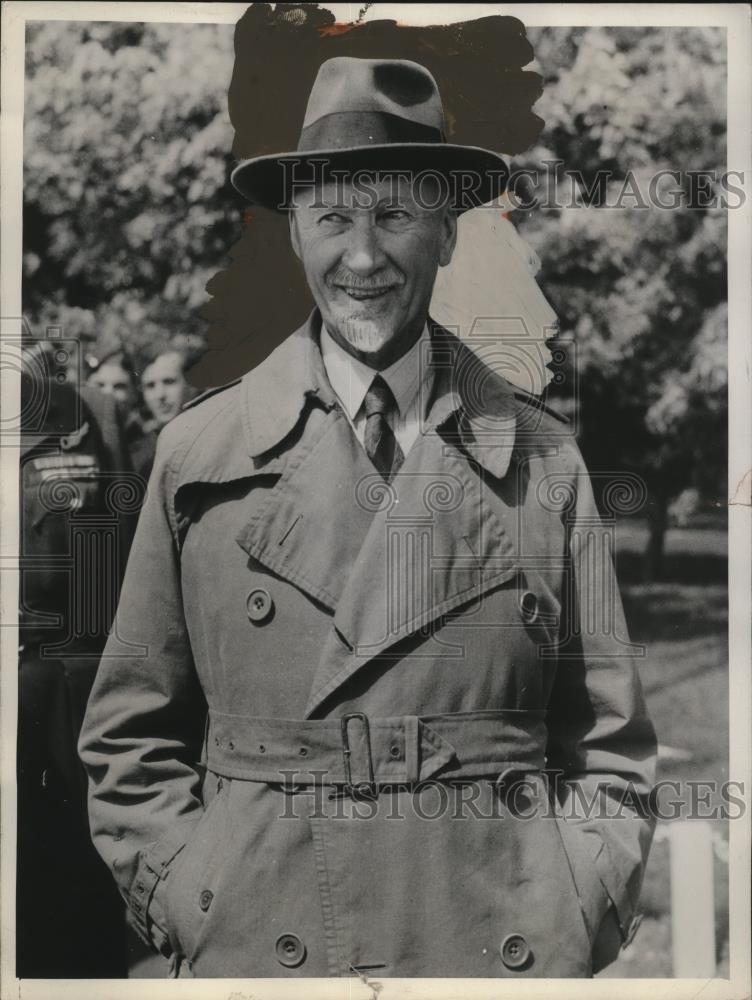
288;210;302;260
439;208;458;267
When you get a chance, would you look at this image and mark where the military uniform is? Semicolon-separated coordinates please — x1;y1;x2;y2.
18;375;137;977
80;314;656;979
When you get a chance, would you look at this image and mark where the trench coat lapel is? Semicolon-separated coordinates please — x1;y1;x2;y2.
235;313;381;614
232;313;523;716
304;325;522;716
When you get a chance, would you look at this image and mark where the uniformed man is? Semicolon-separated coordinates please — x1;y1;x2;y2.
18;342;137;977
79;58;657;979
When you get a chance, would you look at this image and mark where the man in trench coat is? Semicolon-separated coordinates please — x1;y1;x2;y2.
79;57;657;979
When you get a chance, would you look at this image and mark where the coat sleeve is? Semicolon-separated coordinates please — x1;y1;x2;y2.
545;441;657;967
78;420;207;956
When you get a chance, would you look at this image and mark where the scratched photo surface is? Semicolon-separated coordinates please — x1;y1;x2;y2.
17;6;729;983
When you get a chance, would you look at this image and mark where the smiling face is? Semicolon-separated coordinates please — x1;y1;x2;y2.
289;174;457;369
141;351;190;427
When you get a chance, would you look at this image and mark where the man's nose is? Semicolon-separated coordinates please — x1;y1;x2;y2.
342;217;385;274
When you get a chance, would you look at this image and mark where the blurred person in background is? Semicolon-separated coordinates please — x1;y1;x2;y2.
17;339;138;977
86;346;158;483
139;344;202;430
85;347;138;410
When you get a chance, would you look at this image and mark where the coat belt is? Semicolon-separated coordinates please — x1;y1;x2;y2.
205;708;547;786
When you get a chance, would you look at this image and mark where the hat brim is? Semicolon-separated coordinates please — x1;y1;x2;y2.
231;143;509;213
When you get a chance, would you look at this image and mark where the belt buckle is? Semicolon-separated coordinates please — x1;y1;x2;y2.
341;712;376;800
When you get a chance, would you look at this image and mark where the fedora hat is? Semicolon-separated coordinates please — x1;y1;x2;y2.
231;56;509;212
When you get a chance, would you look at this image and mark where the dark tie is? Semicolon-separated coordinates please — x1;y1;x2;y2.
363;375;404;480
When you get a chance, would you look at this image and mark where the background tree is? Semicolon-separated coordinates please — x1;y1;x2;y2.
23;21;237;355
516;27;727;576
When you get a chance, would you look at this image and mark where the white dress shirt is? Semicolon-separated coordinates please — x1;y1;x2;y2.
320;324;433;458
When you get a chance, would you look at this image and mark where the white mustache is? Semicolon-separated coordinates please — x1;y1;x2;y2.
326;269;404;290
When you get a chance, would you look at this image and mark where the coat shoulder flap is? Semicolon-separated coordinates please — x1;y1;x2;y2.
181;377;242;413
157;379;253;493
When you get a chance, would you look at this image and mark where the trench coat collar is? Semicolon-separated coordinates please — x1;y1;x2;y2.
238;309;518;480
171;318;333;493
239;311;337;463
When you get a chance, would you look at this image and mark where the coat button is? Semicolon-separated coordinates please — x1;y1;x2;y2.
500;932;531;970
246;588;274;623
199;889;214;912
518;590;539;624
275;932;306;968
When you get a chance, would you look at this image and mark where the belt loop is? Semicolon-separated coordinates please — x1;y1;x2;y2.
341;712;376;799
404;715;419;784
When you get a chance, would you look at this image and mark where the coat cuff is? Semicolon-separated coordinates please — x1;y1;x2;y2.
127;821;197;954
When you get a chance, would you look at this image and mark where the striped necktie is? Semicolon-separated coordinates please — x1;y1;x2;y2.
363;375;404;480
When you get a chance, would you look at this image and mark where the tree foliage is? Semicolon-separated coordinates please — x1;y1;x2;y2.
23;21;237;355
516;27;727;537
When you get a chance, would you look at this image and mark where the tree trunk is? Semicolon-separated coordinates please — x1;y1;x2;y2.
644;493;669;582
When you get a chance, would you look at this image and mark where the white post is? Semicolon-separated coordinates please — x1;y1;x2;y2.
669;820;716;977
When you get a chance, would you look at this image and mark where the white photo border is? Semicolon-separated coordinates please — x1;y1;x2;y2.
1;4;750;999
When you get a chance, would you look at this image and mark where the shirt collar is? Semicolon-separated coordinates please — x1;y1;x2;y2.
320;323;432;421
237;310;518;481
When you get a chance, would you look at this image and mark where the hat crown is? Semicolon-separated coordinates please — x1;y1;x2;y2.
230;55;509;212
301;57;445;138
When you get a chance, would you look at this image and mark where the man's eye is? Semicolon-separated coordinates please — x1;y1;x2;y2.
380;209;411;223
318;212;349;225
